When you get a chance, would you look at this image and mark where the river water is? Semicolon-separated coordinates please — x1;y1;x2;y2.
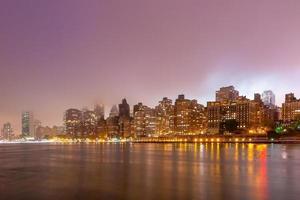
0;143;300;200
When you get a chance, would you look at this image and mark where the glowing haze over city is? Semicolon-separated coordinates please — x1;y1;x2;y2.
3;1;300;200
1;0;300;133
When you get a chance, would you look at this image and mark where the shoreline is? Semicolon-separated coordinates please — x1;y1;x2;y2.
1;138;300;144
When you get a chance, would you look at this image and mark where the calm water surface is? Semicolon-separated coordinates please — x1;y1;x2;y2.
0;143;300;200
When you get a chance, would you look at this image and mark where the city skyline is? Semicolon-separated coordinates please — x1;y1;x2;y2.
1;0;300;133
2;1;300;199
2;87;300;136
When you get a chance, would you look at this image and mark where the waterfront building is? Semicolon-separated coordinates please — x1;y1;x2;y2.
94;104;105;120
174;95;191;135
216;86;239;102
282;93;300;122
22;111;34;137
254;93;263;104
95;117;107;138
109;105;119;117
189;100;207;134
133;103;157;137
82;109;97;136
262;90;275;107
116;98;132;138
155;97;175;136
119;98;130;118
207;96;258;134
35;126;64;139
207;101;222;134
1;122;13;140
144;107;157;137
33;120;42;139
278;107;283;121
261;106;279;128
119;116;133;138
253;93;279;130
133;103;147;137
64;109;82;137
106;116;120;138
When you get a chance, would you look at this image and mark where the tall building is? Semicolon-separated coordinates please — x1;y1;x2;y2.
282;93;300;122
133;103;157;137
144;107;157;137
174;95;191;135
254;93;263;104
155;97;175;136
94;104;107;138
253;93;264;126
1;123;13;140
189;100;206;134
207;101;222;134
117;99;132;138
33;120;42;138
119;98;130;118
95;117;107;138
285;93;297;103
22;111;34;137
207;96;258;134
64;109;82;137
133;103;146;137
262;90;275;107
94;104;105;120
106;116;120;138
216;86;239;102
82;109;97;136
119;116;133;138
35;125;64;139
109;105;119;117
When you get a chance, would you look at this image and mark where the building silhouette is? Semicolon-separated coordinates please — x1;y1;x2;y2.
216;86;239;102
119;98;130;118
174;95;191;135
109;105;119;117
22;111;34;138
1;123;13;140
282;93;300;122
64;109;82;137
262;90;275;107
94;104;105;120
155;97;175;136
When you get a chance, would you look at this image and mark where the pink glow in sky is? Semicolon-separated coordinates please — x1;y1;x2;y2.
1;0;300;133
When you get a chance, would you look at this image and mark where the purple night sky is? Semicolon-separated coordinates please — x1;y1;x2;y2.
1;0;300;134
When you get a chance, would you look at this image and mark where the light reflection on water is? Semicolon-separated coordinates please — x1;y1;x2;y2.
0;143;300;199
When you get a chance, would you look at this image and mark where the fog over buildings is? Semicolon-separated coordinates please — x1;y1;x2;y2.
1;0;300;133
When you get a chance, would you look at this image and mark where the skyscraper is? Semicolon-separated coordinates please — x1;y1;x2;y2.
133;103;157;137
189;100;206;134
118;99;132;138
282;93;300;122
216;86;239;102
22;111;34;138
95;117;107;138
207;96;258;134
82;109;97;136
33;120;41;138
94;104;105;120
64;109;82;137
106;115;120;138
174;95;191;135
1;123;13;140
262;90;275;107
155;97;175;136
133;103;146;137
119;98;130;118
109;105;119;117
119;116;133;138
